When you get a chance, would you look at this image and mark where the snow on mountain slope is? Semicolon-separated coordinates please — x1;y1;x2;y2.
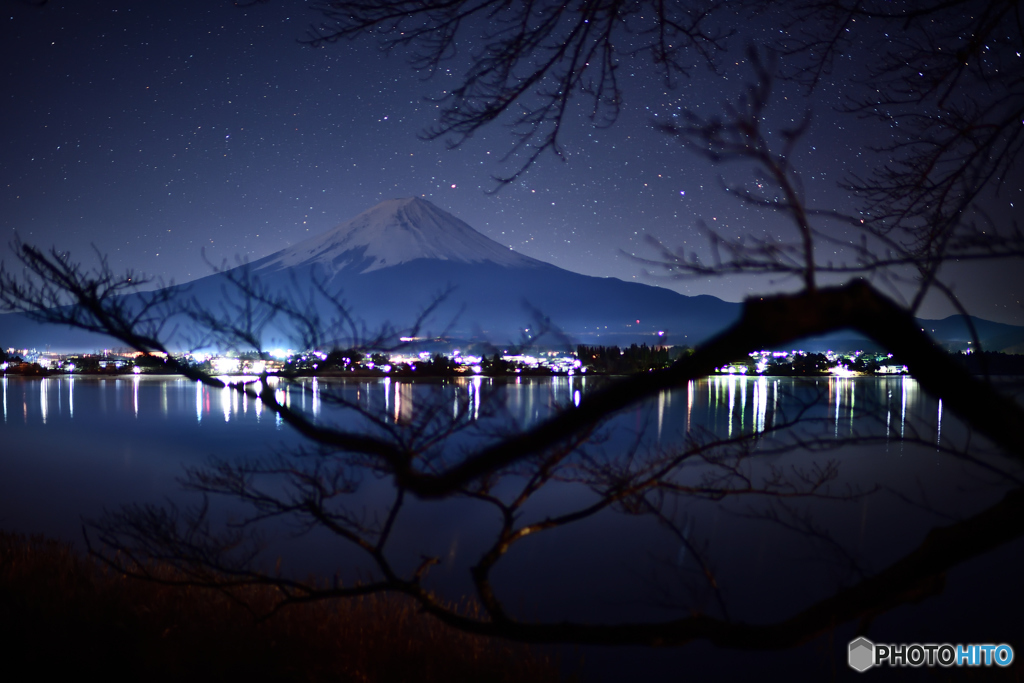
254;197;543;274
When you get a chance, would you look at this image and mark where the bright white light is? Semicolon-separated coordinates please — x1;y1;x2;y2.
212;357;240;374
132;366;142;375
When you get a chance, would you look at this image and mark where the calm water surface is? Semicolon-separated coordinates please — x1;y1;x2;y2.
1;374;1020;679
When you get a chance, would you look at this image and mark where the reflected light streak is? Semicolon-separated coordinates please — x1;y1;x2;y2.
740;376;747;431
657;390;664;440
709;378;719;431
471;376;481;421
849;379;855;435
40;378;47;424
752;377;761;434
312;377;320;420
901;376;908;439
254;380;263;420
727;375;736;439
772;380;778;429
754;376;767;433
886;388;892;444
686;379;693;433
834;378;840;439
196;381;202;424
133;375;140;418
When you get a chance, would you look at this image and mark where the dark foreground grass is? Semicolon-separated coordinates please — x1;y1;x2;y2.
0;532;567;682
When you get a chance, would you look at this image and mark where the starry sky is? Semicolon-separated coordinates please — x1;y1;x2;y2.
2;0;1022;325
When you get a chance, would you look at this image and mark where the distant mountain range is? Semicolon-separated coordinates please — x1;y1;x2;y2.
2;197;1022;353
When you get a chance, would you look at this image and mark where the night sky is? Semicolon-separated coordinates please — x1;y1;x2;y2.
3;0;1022;325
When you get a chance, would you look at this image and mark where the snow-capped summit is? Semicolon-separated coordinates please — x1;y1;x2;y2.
254;197;542;274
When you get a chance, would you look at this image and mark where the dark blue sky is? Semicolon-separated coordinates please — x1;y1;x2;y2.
3;0;1021;325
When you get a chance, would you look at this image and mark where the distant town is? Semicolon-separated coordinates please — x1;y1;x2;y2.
4;342;1020;378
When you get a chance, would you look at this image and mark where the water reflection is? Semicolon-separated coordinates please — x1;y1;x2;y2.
0;371;1010;659
0;374;953;449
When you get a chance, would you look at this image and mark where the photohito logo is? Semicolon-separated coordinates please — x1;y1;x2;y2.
848;637;1014;672
848;637;875;672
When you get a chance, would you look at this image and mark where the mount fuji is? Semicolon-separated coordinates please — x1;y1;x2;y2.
0;197;743;351
217;196;741;347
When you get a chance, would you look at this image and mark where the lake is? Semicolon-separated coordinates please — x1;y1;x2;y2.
1;373;1021;680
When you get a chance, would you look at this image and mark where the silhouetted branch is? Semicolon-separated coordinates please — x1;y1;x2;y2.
304;0;732;185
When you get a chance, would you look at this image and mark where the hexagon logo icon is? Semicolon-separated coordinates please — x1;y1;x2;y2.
849;637;875;672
